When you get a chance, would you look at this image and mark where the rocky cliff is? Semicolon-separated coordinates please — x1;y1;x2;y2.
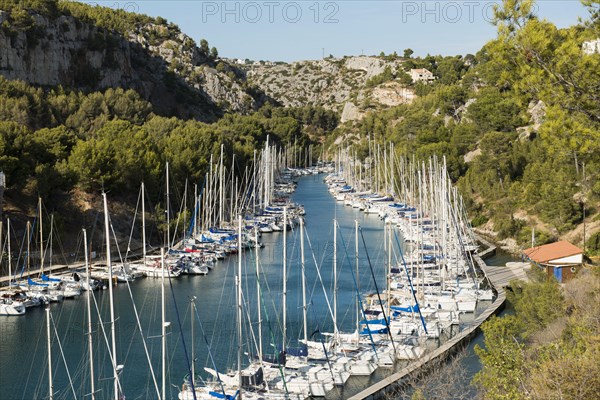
0;6;259;121
245;56;415;121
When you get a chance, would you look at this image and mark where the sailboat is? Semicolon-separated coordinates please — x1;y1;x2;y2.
180;216;266;400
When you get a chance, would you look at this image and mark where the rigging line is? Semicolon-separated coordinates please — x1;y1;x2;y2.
120;265;161;398
241;288;261;365
243;235;288;392
50;311;79;400
303;224;339;337
250;246;288;375
21;304;45;400
166;261;198;400
187;179;206;237
51;215;72;267
391;229;429;335
359;227;397;354
335;223;379;357
89;276;124;396
207;252;231;360
306;231;329;327
124;185;143;262
192;302;226;398
250;247;289;394
170;180;188;249
16;217;35;278
307;305;335;383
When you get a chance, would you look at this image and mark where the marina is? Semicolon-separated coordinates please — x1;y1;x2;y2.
1;152;507;400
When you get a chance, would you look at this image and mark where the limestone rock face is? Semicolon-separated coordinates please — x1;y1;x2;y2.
371;82;415;107
340;102;364;123
246;56;405;112
0;11;258;120
0;15;116;87
343;56;390;80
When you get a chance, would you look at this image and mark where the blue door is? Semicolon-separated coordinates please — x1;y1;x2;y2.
554;267;563;283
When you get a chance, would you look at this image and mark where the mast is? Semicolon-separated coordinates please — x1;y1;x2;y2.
39;197;43;274
263;137;270;207
282;207;287;349
84;229;95;400
333;219;338;338
142;183;147;266
236;216;243;400
47;306;53;400
219;145;224;226
161;248;166;400
193;184;198;239
255;227;263;361
300;216;307;350
102;193;119;400
252;150;257;214
183;179;188;245
49;215;54;270
166;162;170;249
387;223;392;319
7;218;10;284
208;155;213;229
191;296;196;384
230;155;235;224
355;220;359;341
27;221;30;276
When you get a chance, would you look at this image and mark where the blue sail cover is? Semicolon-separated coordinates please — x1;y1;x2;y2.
28;278;48;286
41;273;61;282
199;235;214;243
286;344;308;357
360;325;388;335
391;304;420;314
209;390;238;400
359;317;389;334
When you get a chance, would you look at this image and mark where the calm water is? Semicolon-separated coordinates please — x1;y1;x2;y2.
0;175;389;400
0;175;516;400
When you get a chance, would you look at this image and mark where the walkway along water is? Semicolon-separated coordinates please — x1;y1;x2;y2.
348;236;504;400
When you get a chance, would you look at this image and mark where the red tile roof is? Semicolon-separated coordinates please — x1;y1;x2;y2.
523;240;582;264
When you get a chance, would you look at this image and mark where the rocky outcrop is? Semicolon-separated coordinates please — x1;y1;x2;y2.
0;10;258;120
517;100;546;141
340;101;364;123
371;82;414;107
0;14;127;87
245;56;405;112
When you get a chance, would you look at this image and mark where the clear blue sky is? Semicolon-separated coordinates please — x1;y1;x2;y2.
95;1;589;61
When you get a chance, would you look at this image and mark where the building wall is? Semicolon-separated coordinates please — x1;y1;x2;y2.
551;254;583;264
545;265;580;283
560;265;580;282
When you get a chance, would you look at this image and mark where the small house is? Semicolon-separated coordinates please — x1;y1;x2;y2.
523;240;583;283
409;68;435;83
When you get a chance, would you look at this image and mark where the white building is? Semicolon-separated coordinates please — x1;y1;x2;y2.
409;68;435;83
582;38;600;55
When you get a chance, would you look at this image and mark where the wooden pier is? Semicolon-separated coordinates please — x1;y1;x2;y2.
0;263;81;285
349;236;519;400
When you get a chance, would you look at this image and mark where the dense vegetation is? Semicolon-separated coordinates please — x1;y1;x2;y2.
335;0;600;249
0;75;336;204
474;267;600;399
1;0;599;251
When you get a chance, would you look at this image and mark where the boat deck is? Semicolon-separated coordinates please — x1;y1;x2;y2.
349;236;525;400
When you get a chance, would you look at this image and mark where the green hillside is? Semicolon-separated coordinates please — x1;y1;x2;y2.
328;0;600;253
0;0;599;255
